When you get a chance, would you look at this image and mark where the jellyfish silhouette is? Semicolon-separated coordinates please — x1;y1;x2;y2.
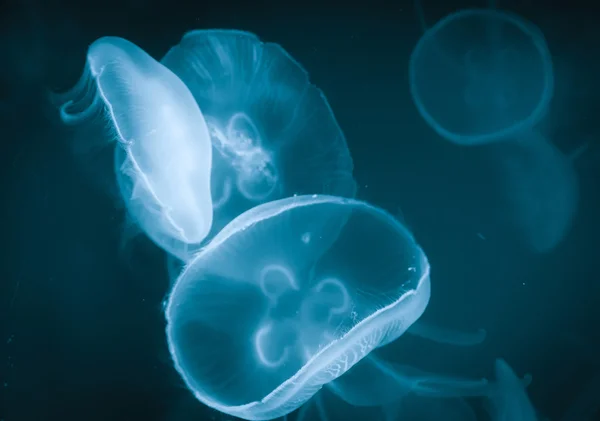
491;130;585;253
54;36;214;259
161;30;357;249
165;195;430;420
409;8;554;145
483;359;538;421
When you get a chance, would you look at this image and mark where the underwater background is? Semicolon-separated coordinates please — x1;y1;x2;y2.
1;0;599;420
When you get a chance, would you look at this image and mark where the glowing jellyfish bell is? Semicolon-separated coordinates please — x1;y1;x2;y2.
409;7;554;145
165;195;431;420
161;30;357;241
55;36;214;258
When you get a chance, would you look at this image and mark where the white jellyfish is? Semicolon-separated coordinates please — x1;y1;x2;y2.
161;30;357;247
53;36;214;259
409;7;554;145
165;195;430;420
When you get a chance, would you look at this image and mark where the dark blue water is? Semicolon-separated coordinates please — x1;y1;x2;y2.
1;0;599;420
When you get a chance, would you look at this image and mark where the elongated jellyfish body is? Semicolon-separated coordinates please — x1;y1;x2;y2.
161;30;356;240
56;36;214;260
492;130;581;253
483;359;537;421
409;8;554;145
165;195;431;420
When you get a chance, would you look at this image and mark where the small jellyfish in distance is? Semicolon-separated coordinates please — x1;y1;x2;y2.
409;8;554;145
161;30;356;239
165;195;431;420
491;130;585;253
53;36;214;260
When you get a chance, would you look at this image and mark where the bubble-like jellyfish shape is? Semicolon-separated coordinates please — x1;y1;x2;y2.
492;130;582;253
165;195;430;420
161;30;356;242
483;359;537;421
55;36;214;258
409;8;554;145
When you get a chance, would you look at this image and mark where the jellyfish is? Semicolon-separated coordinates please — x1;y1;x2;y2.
483;359;538;421
53;36;214;259
161;30;357;244
409;8;554;145
165;195;431;420
491;130;585;253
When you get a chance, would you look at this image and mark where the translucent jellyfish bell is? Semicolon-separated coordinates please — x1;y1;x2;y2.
409;8;554;145
165;195;430;420
55;36;214;259
492;130;583;253
161;30;356;239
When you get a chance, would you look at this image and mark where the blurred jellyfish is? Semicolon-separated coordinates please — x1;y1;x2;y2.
165;195;430;420
161;30;357;245
54;36;214;259
483;359;537;421
409;8;554;145
491;130;586;253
